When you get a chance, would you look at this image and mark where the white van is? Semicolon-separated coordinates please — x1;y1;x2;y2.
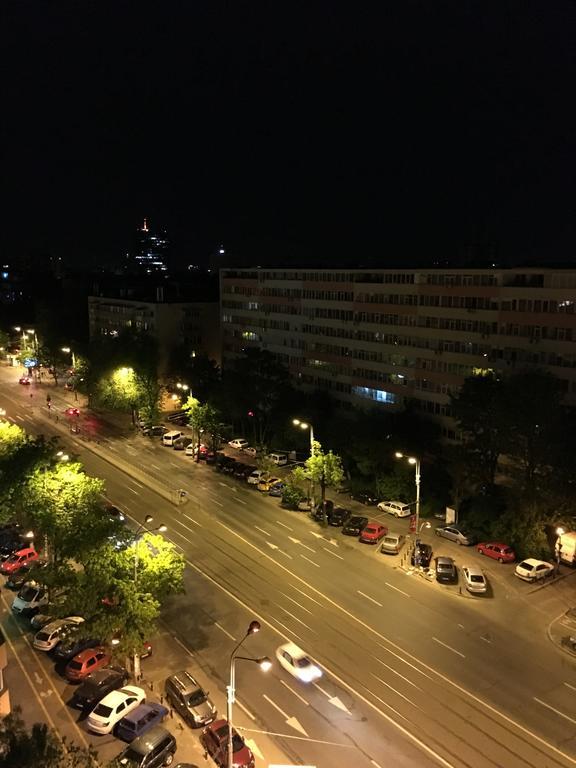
162;430;183;447
268;453;288;466
11;582;48;615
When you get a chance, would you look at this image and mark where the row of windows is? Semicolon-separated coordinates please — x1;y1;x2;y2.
501;299;575;314
425;274;498;287
500;324;574;341
353;368;408;386
356;293;418;305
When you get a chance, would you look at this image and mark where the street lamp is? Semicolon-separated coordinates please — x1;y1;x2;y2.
292;419;315;510
395;451;421;548
61;347;77;369
227;621;270;768
556;526;565;573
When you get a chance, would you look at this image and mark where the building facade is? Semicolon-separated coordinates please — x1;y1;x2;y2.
220;267;576;438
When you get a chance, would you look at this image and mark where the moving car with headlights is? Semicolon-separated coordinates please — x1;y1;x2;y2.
462;565;487;594
19;376;31;385
359;522;387;544
477;541;515;563
33;616;85;651
11;582;48;615
377;500;412;518
86;685;146;734
165;670;217;728
342;515;369;536
275;642;322;683
434;525;475;546
514;558;555;582
435;556;458;584
201;719;255;768
70;666;129;711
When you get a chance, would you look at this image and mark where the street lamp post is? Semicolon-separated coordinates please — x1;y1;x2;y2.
395;451;421;551
292;419;315;510
226;621;270;768
61;347;76;369
556;526;565;574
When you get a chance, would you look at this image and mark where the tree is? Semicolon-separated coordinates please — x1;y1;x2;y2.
183;396;221;459
0;708;103;768
0;422;54;518
304;441;344;523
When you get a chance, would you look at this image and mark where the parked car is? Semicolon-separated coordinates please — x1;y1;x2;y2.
242;446;258;457
377;500;412;518
5;560;47;590
267;452;288;466
201;719;255;768
172;436;190;451
11;582;48;616
359;522;387;544
268;481;287;497
380;533;406;555
221;460;238;475
257;476;280;492
86;685;146;734
434;525;475;546
462;566;488;594
0;546;38;575
116;702;169;741
342;516;369;536
514;558;555;583
477;541;515;563
228;438;248;450
19;376;31;385
311;500;334;521
30;613;54;631
411;542;433;568
247;469;267;486
70;666;129;711
327;507;351;527
115;725;176;768
165;670;217;727
233;463;254;480
33;617;85;652
350;491;379;506
435;556;458;583
65;646;111;682
275;642;322;683
141;425;167;438
54;633;102;662
297;497;313;512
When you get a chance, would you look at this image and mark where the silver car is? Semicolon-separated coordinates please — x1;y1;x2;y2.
435;525;475;546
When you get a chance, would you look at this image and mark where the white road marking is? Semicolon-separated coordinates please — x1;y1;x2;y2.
278;605;314;632
266;542;279;551
322;547;344;560
385;582;410;598
236;699;256;720
127;487;139;495
300;554;320;568
313;682;351;714
209;498;224;508
358;590;383;608
130;479;145;488
372;674;419;708
288;536;301;544
289;584;324;607
534;697;576;725
564;682;576;692
279;592;314;615
275;520;293;531
236;498;247;505
262;694;309;736
182;514;202;527
169;462;180;468
273;618;304;642
172;635;194;657
150;464;161;469
15;415;24;421
480;635;492;643
374;658;423;690
309;531;324;539
280;679;310;705
432;637;465;659
215;622;236;641
279;550;293;559
300;542;316;554
371;760;385;768
254;526;271;537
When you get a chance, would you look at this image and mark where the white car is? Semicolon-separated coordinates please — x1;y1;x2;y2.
11;582;48;615
275;642;322;683
242;446;258;457
33;616;84;652
185;443;195;456
86;685;146;734
462;566;487;594
377;500;412;518
228;438;248;450
247;469;267;485
514;558;555;583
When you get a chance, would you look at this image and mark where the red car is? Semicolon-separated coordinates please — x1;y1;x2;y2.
65;407;80;417
65;647;111;682
477;541;515;563
0;547;38;574
201;719;255;768
359;522;387;544
18;376;31;385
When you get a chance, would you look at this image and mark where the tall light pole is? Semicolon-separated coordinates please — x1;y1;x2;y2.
555;526;565;573
61;347;76;369
395;451;421;548
227;621;271;768
292;419;315;510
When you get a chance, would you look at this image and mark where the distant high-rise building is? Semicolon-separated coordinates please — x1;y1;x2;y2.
133;218;170;274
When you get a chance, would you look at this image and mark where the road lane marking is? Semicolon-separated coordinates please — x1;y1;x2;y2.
215;622;236;641
300;554;320;568
255;526;271;537
534;697;576;725
150;463;161;469
289;584;324;607
432;637;465;659
372;674;419;708
208;496;224;507
183;513;202;527
278;605;315;632
279;592;314;615
322;547;344;560
565;682;576;692
236;498;247;505
127;487;139;495
300;542;316;554
130;478;145;488
371;760;384;768
374;658;423;690
279;550;293;559
262;694;309;736
385;582;410;597
280;679;310;705
273;618;304;642
236;699;256;720
275;520;293;531
358;590;383;607
15;415;24;421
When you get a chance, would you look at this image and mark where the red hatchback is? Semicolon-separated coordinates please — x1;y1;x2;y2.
0;547;38;575
65;647;111;682
359;522;387;544
201;719;255;768
477;541;515;563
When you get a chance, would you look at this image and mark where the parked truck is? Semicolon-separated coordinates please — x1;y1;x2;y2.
557;531;576;566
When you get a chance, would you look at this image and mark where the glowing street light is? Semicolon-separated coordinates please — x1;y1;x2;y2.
395;451;421;556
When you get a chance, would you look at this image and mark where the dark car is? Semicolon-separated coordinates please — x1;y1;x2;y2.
70;666;129;710
116;702;169;742
312;500;334;522
268;481;286;498
411;542;433;568
233;463;253;480
222;460;238;475
201;719;255;768
5;559;47;590
342;516;369;536
351;492;379;506
116;725;177;768
328;507;352;527
435;556;457;584
54;634;102;662
141;425;168;437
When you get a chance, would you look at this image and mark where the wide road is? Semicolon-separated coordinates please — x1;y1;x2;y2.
2;371;576;768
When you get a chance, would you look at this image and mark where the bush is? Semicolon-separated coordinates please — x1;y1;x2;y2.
281;484;305;510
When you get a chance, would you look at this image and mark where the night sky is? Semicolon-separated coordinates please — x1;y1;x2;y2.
4;2;576;269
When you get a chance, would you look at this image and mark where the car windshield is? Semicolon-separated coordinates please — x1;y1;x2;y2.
189;689;207;706
35;631;50;642
19;586;38;601
118;748;142;766
92;703;112;717
78;681;99;696
68;661;83;670
294;656;312;668
365;527;376;534
470;575;484;583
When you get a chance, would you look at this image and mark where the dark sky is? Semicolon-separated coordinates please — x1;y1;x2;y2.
3;1;576;269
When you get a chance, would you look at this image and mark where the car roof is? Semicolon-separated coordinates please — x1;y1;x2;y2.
279;641;308;659
463;565;483;575
436;556;454;564
73;646;105;661
482;541;511;548
102;685;144;704
348;515;368;523
519;558;548;566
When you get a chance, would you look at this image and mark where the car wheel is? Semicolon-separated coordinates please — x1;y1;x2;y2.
394;512;399;518
163;754;174;766
457;540;462;545
478;548;484;555
435;530;441;536
497;557;504;563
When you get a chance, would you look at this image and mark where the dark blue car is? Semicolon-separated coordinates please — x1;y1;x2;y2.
116;702;169;741
268;481;286;497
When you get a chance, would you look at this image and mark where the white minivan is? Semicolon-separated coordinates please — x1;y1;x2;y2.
268;453;288;466
377;500;412;518
162;430;183;447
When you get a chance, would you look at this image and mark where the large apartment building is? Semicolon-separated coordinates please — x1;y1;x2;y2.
220;267;576;438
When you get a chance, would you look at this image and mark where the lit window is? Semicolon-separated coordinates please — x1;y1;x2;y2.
352;386;396;404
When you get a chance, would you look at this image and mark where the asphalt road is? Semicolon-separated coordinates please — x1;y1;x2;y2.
2;369;576;768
